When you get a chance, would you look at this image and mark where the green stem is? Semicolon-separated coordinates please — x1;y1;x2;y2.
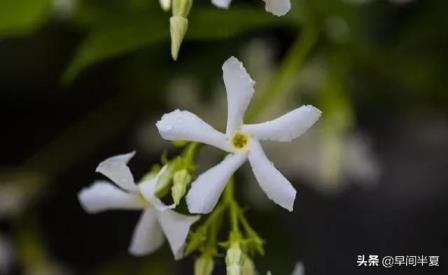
236;208;257;236
224;178;240;233
202;203;226;229
184;142;201;164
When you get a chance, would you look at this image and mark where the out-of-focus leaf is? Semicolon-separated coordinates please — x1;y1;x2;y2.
188;8;293;39
63;7;295;82
0;0;51;36
62;18;167;83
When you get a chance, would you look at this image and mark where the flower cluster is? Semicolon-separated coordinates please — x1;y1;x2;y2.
78;57;321;271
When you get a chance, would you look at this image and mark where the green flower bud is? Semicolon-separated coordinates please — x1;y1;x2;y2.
194;255;214;275
172;0;193;17
170;15;188;60
171;169;191;204
155;166;174;195
241;257;255;275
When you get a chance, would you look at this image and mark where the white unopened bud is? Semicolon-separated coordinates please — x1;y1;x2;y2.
226;242;243;274
194;255;214;275
171;169;191;204
159;0;171;11
227;264;241;275
170;16;188;60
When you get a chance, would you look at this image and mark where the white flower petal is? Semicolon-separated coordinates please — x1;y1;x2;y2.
248;140;296;211
139;166;175;211
95;151;138;192
156;109;231;152
129;209;165;256
157;209;200;260
222;57;256;135
263;0;291;16
78;181;143;213
243;105;321;142
212;0;232;8
186;152;248;214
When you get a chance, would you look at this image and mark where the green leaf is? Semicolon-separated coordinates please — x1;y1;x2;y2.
0;0;51;36
63;6;295;82
62;19;167;83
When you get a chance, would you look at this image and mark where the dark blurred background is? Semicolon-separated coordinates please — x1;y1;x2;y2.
0;0;447;274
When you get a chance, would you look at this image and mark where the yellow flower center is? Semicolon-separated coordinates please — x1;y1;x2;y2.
231;131;250;151
137;192;151;207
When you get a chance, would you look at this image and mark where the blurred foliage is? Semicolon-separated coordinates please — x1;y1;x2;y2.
0;0;51;36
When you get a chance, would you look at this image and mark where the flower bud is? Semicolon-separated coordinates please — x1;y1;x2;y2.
159;0;171;11
226;242;243;274
171;169;191;205
227;264;241;275
172;0;193;17
226;242;242;264
194;255;214;275
241;257;255;275
170;15;188;60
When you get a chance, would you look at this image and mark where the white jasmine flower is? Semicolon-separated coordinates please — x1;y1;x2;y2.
156;57;321;214
212;0;291;17
78;152;200;259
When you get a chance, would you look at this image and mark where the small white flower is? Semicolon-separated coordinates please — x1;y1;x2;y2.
156;57;321;214
212;0;291;16
78;152;200;259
